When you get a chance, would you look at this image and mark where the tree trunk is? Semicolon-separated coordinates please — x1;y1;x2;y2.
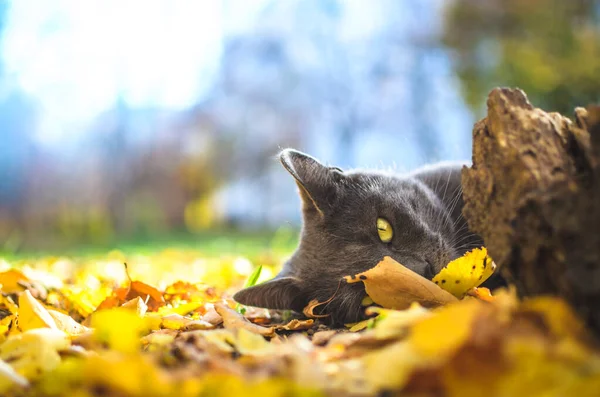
461;87;600;336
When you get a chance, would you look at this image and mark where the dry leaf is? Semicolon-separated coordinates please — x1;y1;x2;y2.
121;296;148;316
96;295;122;311
367;303;431;340
303;299;331;318
311;330;338;346
0;358;29;393
344;256;457;310
125;281;165;312
432;247;496;298
274;319;315;331
0;328;70;379
17;290;57;331
47;310;89;336
182;319;216;331
214;303;275;337
0;270;30;294
1;249;599;397
201;304;223;326
466;287;495;302
408;299;482;358
347;319;371;332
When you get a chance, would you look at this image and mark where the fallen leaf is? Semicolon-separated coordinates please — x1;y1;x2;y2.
0;295;18;315
409;299;482;358
234;327;274;356
0;328;70;379
432;247;496;298
201;304;223;326
368;303;432;340
17;290;57;331
0;358;28;393
182;319;216;331
0;270;30;294
302;299;331;318
121;296;148;316
311;330;338;346
91;308;149;353
344;256;457;310
214;303;275;337
274;319;315;331
126;281;165;312
346;319;372;332
47;310;89;336
163;281;203;303
96;295;122;311
466;287;495;302
363;340;422;391
160;313;193;330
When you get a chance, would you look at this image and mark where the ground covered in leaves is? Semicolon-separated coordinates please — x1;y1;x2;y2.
0;249;599;397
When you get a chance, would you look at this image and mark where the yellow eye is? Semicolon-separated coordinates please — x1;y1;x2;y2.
377;218;393;243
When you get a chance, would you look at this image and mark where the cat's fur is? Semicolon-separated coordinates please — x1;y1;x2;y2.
234;149;499;324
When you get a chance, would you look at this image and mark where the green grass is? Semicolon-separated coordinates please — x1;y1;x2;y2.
1;227;300;260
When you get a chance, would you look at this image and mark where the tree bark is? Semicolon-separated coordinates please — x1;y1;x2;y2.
461;87;600;336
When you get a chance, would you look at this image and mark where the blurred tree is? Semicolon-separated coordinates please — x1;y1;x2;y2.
443;0;600;115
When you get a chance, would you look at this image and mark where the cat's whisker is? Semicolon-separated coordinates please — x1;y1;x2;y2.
448;227;473;245
451;236;478;247
448;227;476;248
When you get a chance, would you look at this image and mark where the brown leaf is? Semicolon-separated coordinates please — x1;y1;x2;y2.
96;295;121;311
274;319;315;332
311;330;338;346
303;299;331;319
182;319;217;331
201;305;223;326
214;303;275;337
344;256;457;310
126;281;165;312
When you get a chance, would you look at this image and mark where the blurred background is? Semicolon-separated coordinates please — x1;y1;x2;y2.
0;0;598;254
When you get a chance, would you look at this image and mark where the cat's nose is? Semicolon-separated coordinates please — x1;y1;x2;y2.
423;259;435;279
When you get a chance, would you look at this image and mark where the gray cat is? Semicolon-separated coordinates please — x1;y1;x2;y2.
234;149;501;324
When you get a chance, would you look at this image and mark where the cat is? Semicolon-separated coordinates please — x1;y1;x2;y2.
234;149;502;325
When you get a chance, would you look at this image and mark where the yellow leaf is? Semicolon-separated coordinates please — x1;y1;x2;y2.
409;299;482;358
368;303;432;340
0;270;29;294
521;297;588;340
0;328;70;379
344;256;457;310
346;319;371;332
432;247;496;298
81;353;172;396
0;358;28;393
17;290;57;331
47;310;89;336
363;341;423;391
160;313;192;330
235;327;274;356
91;308;149;354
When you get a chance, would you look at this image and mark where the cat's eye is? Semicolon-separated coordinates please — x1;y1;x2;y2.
376;217;393;243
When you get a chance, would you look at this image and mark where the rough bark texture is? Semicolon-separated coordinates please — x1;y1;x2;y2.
462;88;600;336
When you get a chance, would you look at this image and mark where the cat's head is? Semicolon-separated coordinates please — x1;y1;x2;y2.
234;149;461;324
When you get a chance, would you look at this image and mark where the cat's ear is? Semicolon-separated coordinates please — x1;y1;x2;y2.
279;149;341;216
233;277;307;312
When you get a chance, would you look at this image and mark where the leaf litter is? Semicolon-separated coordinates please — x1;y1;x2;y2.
0;248;597;396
